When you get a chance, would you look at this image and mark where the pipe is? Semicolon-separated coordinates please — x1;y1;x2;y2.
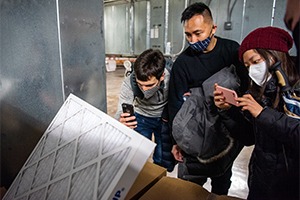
164;0;169;55
271;0;276;26
173;0;189;57
227;0;238;22
146;0;151;49
129;0;134;55
240;0;247;42
56;0;65;101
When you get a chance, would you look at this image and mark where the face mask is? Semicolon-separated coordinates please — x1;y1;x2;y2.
249;61;272;86
139;81;161;99
188;36;211;52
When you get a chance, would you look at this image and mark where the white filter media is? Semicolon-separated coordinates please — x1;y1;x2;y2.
4;94;156;200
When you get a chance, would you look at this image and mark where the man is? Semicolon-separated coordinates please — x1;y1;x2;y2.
284;0;300;70
115;48;175;172
168;2;249;195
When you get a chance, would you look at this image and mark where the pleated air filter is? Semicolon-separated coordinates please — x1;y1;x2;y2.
3;94;155;200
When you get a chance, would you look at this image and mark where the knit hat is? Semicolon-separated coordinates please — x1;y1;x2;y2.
239;26;293;60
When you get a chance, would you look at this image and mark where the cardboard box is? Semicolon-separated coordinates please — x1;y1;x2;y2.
140;176;244;200
125;162;167;200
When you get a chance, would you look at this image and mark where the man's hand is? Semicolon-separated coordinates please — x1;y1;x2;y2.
284;0;300;31
171;144;183;162
119;113;137;129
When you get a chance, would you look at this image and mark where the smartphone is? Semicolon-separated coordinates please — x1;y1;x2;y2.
216;85;239;106
122;103;134;116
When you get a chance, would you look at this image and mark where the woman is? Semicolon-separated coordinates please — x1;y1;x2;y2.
214;26;299;200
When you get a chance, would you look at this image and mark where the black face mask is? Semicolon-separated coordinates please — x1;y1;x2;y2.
188;36;211;52
188;28;214;52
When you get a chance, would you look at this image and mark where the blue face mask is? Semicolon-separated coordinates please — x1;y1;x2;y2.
188;36;211;52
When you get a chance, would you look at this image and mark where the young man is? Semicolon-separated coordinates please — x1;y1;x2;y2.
115;49;175;172
168;2;249;195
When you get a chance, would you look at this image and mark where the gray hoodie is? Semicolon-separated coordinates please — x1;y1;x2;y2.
115;68;170;119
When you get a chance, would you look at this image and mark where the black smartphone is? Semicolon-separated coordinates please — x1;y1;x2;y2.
122;103;134;116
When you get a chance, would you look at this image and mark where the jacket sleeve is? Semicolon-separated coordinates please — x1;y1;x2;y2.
114;76;134;120
218;107;255;146
168;58;189;125
256;107;300;148
168;58;190;144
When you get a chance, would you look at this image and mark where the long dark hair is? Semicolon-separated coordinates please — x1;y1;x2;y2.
248;49;299;109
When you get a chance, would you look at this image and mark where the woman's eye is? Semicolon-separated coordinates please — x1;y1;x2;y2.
255;58;264;64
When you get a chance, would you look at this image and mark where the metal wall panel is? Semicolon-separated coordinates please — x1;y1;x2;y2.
1;0;63;188
58;0;106;109
134;1;148;54
167;0;187;55
104;3;130;54
103;0;295;57
149;0;165;53
1;0;106;189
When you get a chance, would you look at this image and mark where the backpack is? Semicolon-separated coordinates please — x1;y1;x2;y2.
172;65;242;176
271;61;300;119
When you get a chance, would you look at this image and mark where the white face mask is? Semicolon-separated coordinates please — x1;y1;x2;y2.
249;61;272;86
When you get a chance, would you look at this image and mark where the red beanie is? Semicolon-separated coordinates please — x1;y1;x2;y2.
239;26;293;61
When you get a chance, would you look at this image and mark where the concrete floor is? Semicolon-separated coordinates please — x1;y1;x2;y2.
106;66;254;199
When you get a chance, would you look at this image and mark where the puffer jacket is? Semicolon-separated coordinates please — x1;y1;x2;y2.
172;65;244;177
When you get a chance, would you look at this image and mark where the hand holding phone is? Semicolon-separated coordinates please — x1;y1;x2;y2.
215;85;239;106
122;103;134;116
121;103;136;127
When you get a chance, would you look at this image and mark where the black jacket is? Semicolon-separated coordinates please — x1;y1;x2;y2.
219;88;300;200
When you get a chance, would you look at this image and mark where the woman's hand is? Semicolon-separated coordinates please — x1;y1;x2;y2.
119;113;137;129
237;94;263;118
213;83;232;110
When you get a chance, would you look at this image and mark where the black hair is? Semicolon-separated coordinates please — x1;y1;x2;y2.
134;49;165;81
181;2;213;23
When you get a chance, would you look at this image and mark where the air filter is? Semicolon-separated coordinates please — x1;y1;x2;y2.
3;94;155;200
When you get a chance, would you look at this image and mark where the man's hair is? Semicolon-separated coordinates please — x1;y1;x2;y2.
134;49;165;81
181;2;213;23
